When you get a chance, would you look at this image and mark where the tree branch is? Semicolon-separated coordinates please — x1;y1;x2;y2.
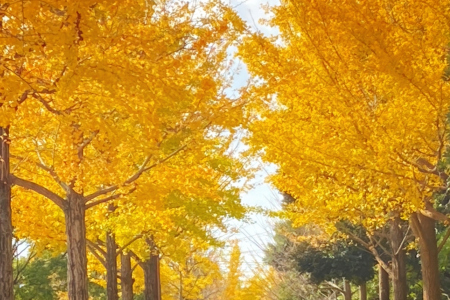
84;155;152;202
367;234;391;259
438;226;450;253
85;144;187;202
395;225;410;256
416;157;449;181
339;226;392;276
127;250;143;268
3;65;82;115
78;130;99;160
13;244;36;285
85;193;122;209
87;243;106;268
420;207;449;223
116;233;147;256
323;281;344;294
87;239;107;257
11;175;66;209
11;154;72;194
140;144;187;174
84;185;118;202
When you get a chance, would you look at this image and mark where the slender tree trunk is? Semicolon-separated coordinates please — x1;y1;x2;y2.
343;279;351;300
142;253;161;300
410;212;441;300
390;216;407;300
106;232;119;300
64;193;88;300
379;265;390;300
121;253;134;300
179;270;183;300
0;127;13;300
359;282;367;300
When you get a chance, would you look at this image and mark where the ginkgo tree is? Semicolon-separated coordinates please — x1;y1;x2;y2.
239;1;450;299
1;0;247;299
78;146;249;299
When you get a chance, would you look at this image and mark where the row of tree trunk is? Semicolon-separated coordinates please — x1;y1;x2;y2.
338;281;366;300
0;124;445;300
342;267;390;300
342;214;441;300
377;214;441;300
348;259;423;300
0;126;164;300
104;235;161;300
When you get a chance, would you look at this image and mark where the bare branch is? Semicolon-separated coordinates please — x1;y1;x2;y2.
13;245;37;285
367;234;391;259
338;226;392;276
395;225;410;256
323;281;344;294
438;227;450;253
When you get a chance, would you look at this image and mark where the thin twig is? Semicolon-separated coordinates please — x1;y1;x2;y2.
438;226;450;253
395;225;410;256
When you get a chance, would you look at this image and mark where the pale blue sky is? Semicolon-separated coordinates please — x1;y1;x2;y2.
225;0;283;274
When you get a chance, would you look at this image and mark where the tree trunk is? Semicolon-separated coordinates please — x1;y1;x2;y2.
142;254;161;300
179;270;183;300
0;127;13;300
64;193;88;300
121;253;134;300
410;212;441;300
359;282;367;300
390;216;407;300
343;279;351;300
106;232;119;300
379;265;390;300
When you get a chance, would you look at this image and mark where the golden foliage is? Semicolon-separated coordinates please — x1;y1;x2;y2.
239;0;450;231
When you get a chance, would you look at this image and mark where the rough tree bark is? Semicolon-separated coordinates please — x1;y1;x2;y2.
379;265;390;300
359;282;367;300
65;192;89;300
410;212;441;300
390;216;407;300
143;254;161;300
121;253;134;300
0;126;13;300
106;232;119;300
343;279;351;300
142;240;161;300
